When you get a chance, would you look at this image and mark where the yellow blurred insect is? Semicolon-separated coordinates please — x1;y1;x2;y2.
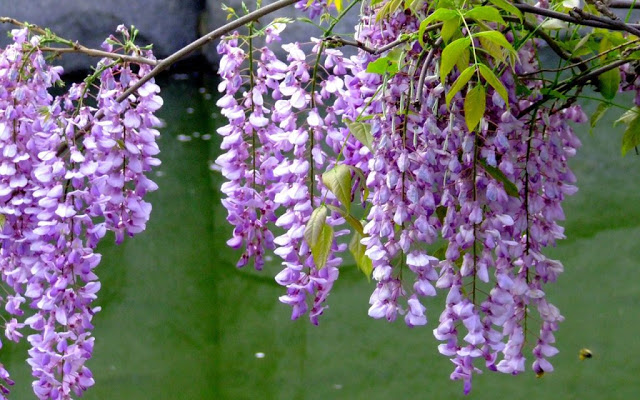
579;348;593;361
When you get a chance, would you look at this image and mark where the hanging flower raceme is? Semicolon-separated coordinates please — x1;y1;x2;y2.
0;25;161;400
212;0;615;395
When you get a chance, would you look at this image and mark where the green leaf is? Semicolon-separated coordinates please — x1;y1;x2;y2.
446;65;475;107
423;8;459;25
540;88;567;100
366;56;400;76
478;64;509;106
407;0;424;13
346;120;374;151
472;31;516;56
304;206;328;249
433;244;447;261
455;47;470;73
488;0;522;21
435;206;447;223
441;17;460;43
419;11;459;47
0;214;4;229
614;106;640;127
325;204;365;236
322;164;353;214
349;231;373;280
479;158;520;198
441;37;471;84
312;222;334;270
464;6;506;25
479;36;505;64
464;84;486;131
376;0;403;21
572;33;592;57
597;66;620;100
622;112;640;156
589;102;610;133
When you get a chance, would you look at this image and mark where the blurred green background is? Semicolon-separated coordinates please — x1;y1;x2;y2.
2;73;639;399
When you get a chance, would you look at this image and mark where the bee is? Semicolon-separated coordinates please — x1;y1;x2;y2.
579;348;593;361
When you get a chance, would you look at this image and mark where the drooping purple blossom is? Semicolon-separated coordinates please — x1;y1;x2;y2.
214;1;589;395
0;25;161;400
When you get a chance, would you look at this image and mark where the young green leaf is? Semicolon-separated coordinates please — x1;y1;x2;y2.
346;120;374;151
440;37;471;83
614;106;639;127
455;47;470;73
590;102;610;134
376;0;403;22
322;164;353;213
478;64;509;106
464;6;506;25
441;17;461;43
540;88;568;100
472;31;516;56
464;84;486;131
325;204;365;236
488;0;522;20
479;159;520;198
597;66;620;100
312;222;334;270
366;56;400;76
423;8;459;26
479;36;505;64
446;65;475;107
304;205;328;249
349;231;373;280
622;112;640;156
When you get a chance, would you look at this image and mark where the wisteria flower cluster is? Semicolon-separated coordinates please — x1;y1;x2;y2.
212;0;615;394
0;25;161;399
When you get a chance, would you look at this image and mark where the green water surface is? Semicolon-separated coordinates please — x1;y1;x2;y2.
2;74;640;400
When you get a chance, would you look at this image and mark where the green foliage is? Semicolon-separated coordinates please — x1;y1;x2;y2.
464;6;506;26
464;84;485;131
346;120;374;152
598;67;621;101
326;204;365;235
590;103;610;134
621;111;640;156
472;30;516;59
304;206;334;269
487;0;522;20
366;48;404;77
305;206;329;250
322;164;353;213
349;230;373;279
478;64;509;106
479;158;520;198
446;65;474;107
376;0;404;21
440;37;471;84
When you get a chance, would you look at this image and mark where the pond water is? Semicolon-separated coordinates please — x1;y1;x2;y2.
2;72;640;400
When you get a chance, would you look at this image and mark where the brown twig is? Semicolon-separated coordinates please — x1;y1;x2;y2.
39;46;158;65
53;0;300;155
518;58;631;118
514;2;640;30
415;37;442;103
569;7;640;37
521;38;640;76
